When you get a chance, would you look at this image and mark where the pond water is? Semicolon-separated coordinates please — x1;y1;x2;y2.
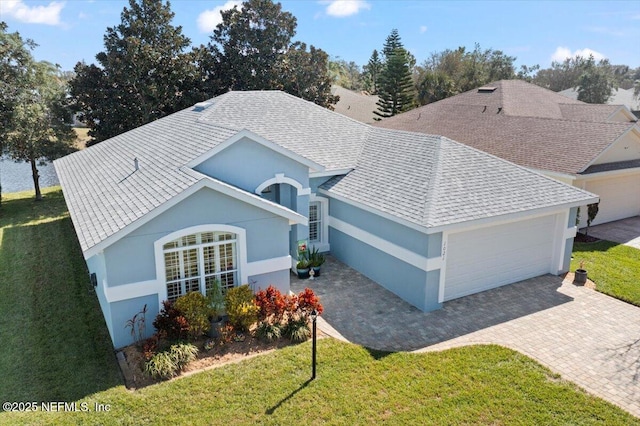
0;156;59;193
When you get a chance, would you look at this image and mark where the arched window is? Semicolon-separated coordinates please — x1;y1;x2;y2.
162;231;238;302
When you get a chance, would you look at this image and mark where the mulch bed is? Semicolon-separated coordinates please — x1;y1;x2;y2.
574;232;600;243
118;331;325;390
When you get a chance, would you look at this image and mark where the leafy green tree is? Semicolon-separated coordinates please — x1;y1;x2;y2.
576;55;616;104
209;0;296;91
4;60;76;200
363;49;382;94
415;70;456;105
533;55;590;92
374;30;414;120
70;0;202;143
419;44;520;95
0;22;37;204
328;58;362;91
208;0;336;109
280;43;338;108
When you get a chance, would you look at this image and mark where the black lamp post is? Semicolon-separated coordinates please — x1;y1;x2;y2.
310;309;318;380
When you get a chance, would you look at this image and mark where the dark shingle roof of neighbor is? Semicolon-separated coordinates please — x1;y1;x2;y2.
376;80;638;175
55;90;597;254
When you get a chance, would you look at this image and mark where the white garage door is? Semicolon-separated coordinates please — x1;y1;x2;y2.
584;174;640;226
444;214;557;302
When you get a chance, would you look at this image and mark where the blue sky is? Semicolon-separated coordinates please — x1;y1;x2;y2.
1;0;639;72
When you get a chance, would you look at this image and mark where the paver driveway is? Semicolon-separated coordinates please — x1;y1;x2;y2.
292;256;640;417
586;216;640;249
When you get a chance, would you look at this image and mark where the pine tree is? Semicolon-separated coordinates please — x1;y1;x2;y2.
364;49;382;94
374;30;414;120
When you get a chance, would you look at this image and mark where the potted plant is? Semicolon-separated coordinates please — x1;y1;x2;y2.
207;279;226;338
308;246;325;277
574;260;587;285
296;251;310;279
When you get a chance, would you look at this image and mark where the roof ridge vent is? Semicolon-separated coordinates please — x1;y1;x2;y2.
193;101;214;112
477;86;497;93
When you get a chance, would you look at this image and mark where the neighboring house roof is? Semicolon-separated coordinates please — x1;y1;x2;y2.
431;80;584;119
376;80;639;176
330;85;379;124
321;128;596;230
559;87;640;111
55;90;597;255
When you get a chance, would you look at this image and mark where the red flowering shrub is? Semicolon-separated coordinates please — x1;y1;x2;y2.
142;334;159;361
153;301;190;341
255;285;288;324
297;287;324;317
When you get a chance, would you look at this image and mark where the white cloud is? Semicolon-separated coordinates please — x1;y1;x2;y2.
0;0;65;26
551;46;607;62
419;25;427;34
197;0;242;33
323;0;371;18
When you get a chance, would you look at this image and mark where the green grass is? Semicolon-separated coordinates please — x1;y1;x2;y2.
0;187;122;404
572;240;640;306
2;340;639;425
0;189;638;425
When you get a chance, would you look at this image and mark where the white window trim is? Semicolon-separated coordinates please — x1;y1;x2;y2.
309;194;330;252
154;224;248;306
255;173;311;196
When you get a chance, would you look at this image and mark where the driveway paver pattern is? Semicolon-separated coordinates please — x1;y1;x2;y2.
586;216;640;249
292;255;640;417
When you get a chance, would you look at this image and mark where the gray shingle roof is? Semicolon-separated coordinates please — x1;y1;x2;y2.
321;128;597;229
376;80;638;175
330;85;380;124
56;90;597;254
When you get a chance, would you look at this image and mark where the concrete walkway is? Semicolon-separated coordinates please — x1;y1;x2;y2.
585;216;640;248
292;255;640;418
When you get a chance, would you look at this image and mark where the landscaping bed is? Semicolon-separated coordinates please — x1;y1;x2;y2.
119;325;325;389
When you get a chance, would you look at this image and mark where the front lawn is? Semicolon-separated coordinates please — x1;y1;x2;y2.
0;187;122;404
3;339;639;425
1;188;638;424
572;240;640;306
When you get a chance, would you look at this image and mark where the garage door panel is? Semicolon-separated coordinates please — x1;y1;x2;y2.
584;174;640;225
444;215;556;301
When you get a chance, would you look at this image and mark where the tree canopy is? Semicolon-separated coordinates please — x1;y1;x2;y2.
208;0;336;108
1;23;76;201
374;29;414;120
414;44;518;104
210;0;296;91
69;0;203;143
575;55;617;104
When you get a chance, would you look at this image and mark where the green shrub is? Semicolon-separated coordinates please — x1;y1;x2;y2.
284;318;310;343
256;321;282;342
225;285;259;332
153;301;190;341
169;342;199;369
144;351;177;379
174;292;213;340
143;342;199;380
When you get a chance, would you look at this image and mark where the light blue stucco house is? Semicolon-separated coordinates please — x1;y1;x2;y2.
55;91;598;348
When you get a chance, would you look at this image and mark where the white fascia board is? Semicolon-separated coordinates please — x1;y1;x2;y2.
309;168;353;178
578;124;640;173
329;216;429;271
186;128;325;172
83;177;307;259
527;167;576;183
318;188;429;235
607;105;638;123
105;279;158;303
426;199;599;235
